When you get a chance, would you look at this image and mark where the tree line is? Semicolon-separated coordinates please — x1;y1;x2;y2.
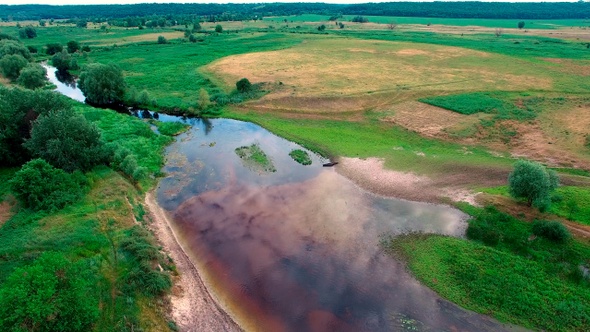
1;2;590;21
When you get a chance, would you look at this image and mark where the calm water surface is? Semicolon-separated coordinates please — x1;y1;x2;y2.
46;64;525;332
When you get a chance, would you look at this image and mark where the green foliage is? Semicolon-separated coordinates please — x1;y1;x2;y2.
18;26;37;39
0;87;72;166
197;88;210;110
0;252;99;332
289;149;312;165
351;15;369;23
157;35;168;44
509;160;559;209
388;234;590;332
26;109;109;172
120;226;172;297
16;63;47;90
45;43;63;55
188;34;197;43
317;24;326;31
137;89;151;105
66;40;80;53
51;49;78;73
192;21;201;32
9;159;86;211
81;45;91;53
215;24;223;33
154;121;190;137
420;92;537;120
236;77;252;93
235;144;276;173
78;62;126;105
518;21;526;29
0;39;31;60
0;54;28;81
532;220;571;243
549;186;590;225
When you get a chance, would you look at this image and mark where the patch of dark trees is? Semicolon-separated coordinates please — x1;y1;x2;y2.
1;2;590;22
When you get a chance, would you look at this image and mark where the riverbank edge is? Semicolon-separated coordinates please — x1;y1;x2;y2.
144;192;243;332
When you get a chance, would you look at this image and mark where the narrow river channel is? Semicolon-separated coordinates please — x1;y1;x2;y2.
45;64;527;332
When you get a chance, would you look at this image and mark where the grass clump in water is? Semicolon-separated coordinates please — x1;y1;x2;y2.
235;144;276;173
289;149;312;165
153;121;190;137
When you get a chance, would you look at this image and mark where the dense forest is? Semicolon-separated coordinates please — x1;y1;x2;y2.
1;2;590;21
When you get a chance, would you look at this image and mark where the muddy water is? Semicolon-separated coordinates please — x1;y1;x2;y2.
156;119;523;332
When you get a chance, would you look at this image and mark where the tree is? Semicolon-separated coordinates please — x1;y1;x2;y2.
189;34;197;43
518;21;526;29
236;78;252;93
66;40;80;53
16;63;47;89
26;109;109;172
9;159;87;211
0;54;28;81
0;39;32;60
508;160;559;210
45;43;63;55
78;62;126;105
0;252;99;331
18;26;37;39
192;21;202;32
51;49;79;73
215;24;223;33
198;88;210;110
76;19;88;28
157;35;168;44
317;24;326;31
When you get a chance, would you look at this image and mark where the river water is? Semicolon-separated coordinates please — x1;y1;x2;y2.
46;64;526;332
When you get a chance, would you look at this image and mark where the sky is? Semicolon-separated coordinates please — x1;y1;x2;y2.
2;0;584;4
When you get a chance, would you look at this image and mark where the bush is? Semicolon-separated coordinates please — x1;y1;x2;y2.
157;35;168;44
81;45;91;52
532;220;571;243
66;40;80;53
189;34;197;43
509;160;559;210
236;77;252;93
9;159;86;211
0;54;28;81
0;39;32;60
16;63;47;89
78;62;126;105
26;45;37;53
198;88;210;110
25;109;109;172
317;24;326;31
45;43;63;55
51;49;78;72
18;26;37;39
0;252;99;331
215;24;223;33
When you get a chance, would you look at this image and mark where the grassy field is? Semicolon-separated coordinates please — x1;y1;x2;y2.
265;14;590;29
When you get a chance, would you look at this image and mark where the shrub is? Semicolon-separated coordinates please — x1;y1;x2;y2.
518;21;526;29
289;149;312;165
317;24;326;31
189;34;197;43
0;54;28;81
215;24;223;33
198;88;210;110
16;63;47;89
0;252;99;331
51;49;77;72
236;77;252;93
532;220;571;243
157;35;168;44
25;109;109;172
66;40;80;53
45;43;63;55
9;159;86;211
137;89;151;105
81;45;91;52
26;45;37;53
509;160;559;210
0;39;32;60
18;26;37;39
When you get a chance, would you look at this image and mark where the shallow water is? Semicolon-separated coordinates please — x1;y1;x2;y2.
45;64;524;332
157;119;523;332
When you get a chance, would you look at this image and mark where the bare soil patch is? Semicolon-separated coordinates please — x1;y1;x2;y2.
0;201;14;227
381;101;479;138
144;193;241;332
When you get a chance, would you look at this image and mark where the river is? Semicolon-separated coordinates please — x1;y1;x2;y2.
45;64;526;332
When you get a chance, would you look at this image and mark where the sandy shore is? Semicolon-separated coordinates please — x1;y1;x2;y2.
145;192;242;332
336;157;480;205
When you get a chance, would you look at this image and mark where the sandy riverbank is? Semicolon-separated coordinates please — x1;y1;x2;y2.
145;192;242;332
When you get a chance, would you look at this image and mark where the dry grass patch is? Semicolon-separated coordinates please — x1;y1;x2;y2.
93;31;184;46
205;39;552;105
0;201;14;227
381;101;480;138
